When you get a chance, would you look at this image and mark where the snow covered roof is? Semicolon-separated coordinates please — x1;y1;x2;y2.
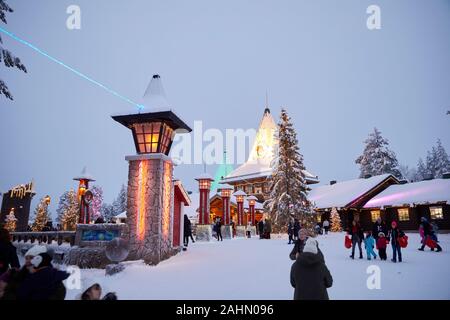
364;178;450;208
73;166;95;181
308;174;398;209
115;211;127;219
217;183;234;190
195;173;214;181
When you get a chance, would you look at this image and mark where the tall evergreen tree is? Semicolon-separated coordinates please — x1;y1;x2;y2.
4;209;17;232
112;184;127;216
434;139;450;178
31;197;50;231
0;0;27;100
330;207;342;232
59;190;79;231
100;203;115;222
355;128;402;179
90;185;104;221
264;109;313;233
416;158;427;181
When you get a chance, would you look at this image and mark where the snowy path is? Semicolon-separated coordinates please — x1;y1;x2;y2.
65;233;450;300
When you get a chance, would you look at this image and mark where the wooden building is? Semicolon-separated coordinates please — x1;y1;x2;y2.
363;178;450;231
308;174;400;230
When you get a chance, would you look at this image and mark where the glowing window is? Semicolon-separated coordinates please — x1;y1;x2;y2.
397;208;409;221
371;210;380;222
430;206;443;220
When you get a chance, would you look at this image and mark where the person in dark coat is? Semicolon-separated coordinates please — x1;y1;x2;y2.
216;219;223;241
17;253;70;300
388;221;405;263
418;217;442;252
263;219;272;239
183;214;193;247
290;238;333;300
372;217;388;241
293;219;300;241
0;228;20;275
287;219;294;244
290;228;325;262
258;220;264;239
349;220;364;259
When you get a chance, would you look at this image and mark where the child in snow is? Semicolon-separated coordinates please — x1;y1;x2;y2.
376;232;388;261
364;231;377;260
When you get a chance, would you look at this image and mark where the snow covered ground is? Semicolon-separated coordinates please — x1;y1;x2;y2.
64;232;450;300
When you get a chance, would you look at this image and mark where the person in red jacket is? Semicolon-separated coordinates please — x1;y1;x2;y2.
376;232;388;261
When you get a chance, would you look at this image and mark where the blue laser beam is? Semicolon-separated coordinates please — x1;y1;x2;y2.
0;26;144;111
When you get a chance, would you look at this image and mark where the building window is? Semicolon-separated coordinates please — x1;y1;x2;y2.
370;210;380;222
263;183;270;194
430;206;443;220
397;208;410;221
254;184;262;194
244;185;252;194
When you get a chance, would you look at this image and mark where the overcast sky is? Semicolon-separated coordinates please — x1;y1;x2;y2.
1;0;449;218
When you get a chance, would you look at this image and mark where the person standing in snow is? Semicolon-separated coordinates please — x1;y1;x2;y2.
1;245;47;300
183;214;193;248
0;228;20;276
17;253;70;300
288;219;294;244
246;221;252;238
348;220;364;259
290;238;333;300
376;232;388;260
364;231;377;260
388;221;405;263
290;228;325;262
418;217;442;252
216;219;223;241
258;219;265;239
263;218;272;239
322;219;330;235
293;219;300;241
372;217;387;241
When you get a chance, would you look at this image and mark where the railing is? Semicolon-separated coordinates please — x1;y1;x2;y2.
11;231;76;246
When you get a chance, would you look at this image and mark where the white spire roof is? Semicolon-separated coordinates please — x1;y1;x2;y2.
221;107;319;184
73;166;95;181
141;74;171;111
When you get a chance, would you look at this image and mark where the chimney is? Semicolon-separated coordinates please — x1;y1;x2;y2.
330;180;337;185
443;172;450;179
364;174;372;179
399;179;408;185
423;174;433;181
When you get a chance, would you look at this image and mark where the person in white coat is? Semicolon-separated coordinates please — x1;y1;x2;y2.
323;220;330;235
246;221;252;238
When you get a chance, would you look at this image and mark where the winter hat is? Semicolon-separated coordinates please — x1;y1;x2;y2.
303;238;318;255
378;232;385;237
25;245;47;257
31;252;52;268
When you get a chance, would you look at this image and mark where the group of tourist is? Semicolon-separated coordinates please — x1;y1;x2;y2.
0;227;115;300
347;216;442;263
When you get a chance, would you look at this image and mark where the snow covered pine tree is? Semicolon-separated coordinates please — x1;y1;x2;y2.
31;197;50;231
355;128;402;179
264;108;314;233
112;184;127;216
4;209;17;232
0;0;27;100
59;190;79;231
90;185;104;222
330;207;342;232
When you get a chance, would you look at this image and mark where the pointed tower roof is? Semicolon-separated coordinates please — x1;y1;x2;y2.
141;74;170;111
221;103;319;185
73;166;96;181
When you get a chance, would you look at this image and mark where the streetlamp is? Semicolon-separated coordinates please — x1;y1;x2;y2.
194;173;214;242
247;195;258;226
73;166;95;224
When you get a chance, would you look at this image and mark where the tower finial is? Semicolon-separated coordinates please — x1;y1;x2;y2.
264;90;270;114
